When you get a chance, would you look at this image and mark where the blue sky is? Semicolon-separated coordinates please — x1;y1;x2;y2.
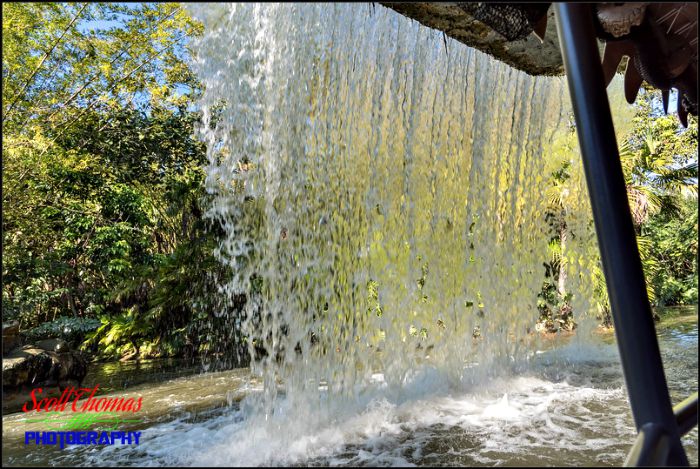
74;3;193;110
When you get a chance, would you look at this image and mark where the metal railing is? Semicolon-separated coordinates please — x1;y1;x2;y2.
553;3;697;466
674;392;699;438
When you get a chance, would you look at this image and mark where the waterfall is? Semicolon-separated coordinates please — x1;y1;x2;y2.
188;2;597;457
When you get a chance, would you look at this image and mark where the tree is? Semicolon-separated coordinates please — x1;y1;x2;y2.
2;3;201;135
539;86;697;329
2;3;247;360
645;195;698;306
594;90;697;321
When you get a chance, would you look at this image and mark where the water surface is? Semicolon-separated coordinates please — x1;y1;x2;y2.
3;314;696;467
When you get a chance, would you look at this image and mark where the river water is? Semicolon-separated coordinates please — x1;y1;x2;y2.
2;313;697;466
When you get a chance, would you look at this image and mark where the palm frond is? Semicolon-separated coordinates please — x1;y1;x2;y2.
626;185;661;225
656;161;698;193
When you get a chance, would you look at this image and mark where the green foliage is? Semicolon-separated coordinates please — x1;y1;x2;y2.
366;280;383;317
3;3;247;362
623;92;697;311
3;3;695;363
537;126;578;332
84;308;149;358
539;88;697;329
593;90;697;322
2;3;202;136
644;195;698;306
24;316;102;346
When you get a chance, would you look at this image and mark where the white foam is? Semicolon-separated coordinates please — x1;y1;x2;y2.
59;356;636;467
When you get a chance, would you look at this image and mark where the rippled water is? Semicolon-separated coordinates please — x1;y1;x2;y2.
3;316;697;466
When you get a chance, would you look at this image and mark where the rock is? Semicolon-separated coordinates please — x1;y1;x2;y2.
2;320;21;355
2;336;21;355
2;347;54;388
3;321;20;335
381;2;565;76
2;341;88;391
35;338;70;353
2;343;89;415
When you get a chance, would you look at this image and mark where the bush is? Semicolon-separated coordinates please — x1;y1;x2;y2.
24;316;101;347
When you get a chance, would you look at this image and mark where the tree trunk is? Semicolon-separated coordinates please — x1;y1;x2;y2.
67;288;78;317
558;220;567;299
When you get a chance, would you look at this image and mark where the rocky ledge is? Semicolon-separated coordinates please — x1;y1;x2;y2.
381;2;564;76
3;336;88;414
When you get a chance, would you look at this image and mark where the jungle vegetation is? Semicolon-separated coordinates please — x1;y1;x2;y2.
2;3;697;360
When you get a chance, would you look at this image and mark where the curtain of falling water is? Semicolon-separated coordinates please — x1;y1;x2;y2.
189;3;590;420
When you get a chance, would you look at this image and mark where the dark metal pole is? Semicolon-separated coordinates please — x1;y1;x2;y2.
553;3;688;466
624;422;671;466
674;392;699;437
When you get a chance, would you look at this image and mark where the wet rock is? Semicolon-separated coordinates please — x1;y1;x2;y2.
2;347;53;388
2;340;88;391
35;338;70;354
2;321;21;355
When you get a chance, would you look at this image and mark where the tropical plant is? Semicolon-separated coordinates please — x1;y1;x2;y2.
593;91;697;321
